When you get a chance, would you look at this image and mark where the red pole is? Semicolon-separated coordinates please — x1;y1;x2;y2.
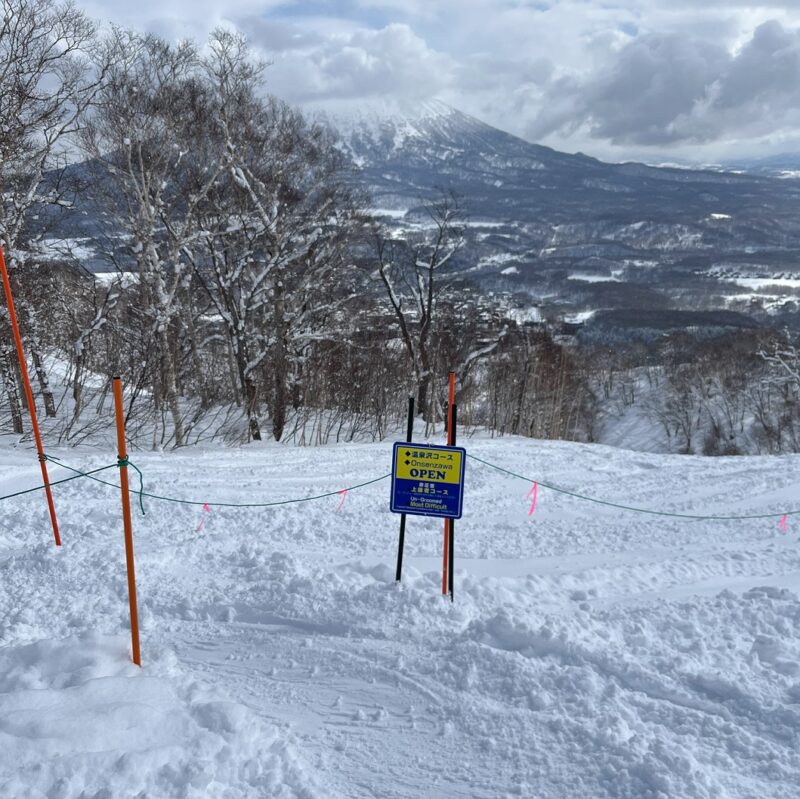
0;246;61;546
113;377;141;667
442;371;455;595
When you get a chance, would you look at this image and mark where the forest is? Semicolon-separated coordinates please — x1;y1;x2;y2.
2;0;800;454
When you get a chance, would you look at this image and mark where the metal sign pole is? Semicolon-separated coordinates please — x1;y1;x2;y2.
448;402;457;602
395;396;415;582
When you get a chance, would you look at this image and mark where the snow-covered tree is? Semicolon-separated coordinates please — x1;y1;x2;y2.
81;29;223;447
375;192;464;421
189;30;362;441
0;0;101;429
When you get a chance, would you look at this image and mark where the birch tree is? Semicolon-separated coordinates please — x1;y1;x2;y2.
0;0;101;428
375;192;464;420
191;30;362;441
82;29;222;447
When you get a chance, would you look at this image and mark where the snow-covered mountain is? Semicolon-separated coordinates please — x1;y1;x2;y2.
723;152;800;180
318;100;800;335
39;100;800;338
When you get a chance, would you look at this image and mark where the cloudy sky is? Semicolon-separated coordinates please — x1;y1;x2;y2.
83;1;800;163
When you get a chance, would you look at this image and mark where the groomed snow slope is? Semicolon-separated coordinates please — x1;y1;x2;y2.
2;436;800;798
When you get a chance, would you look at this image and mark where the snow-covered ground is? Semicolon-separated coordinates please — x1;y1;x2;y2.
2;435;800;797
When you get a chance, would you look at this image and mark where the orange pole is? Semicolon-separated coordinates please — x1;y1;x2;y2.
0;246;61;546
113;377;141;667
442;371;455;595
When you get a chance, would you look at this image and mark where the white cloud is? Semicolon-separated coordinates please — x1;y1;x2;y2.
262;22;454;102
82;0;279;39
75;1;800;160
527;20;800;154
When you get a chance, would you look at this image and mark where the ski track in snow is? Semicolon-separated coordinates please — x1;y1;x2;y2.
2;436;800;797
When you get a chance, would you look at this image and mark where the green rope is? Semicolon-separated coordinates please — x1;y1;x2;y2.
131;472;391;508
0;463;118;504
12;454;391;511
466;453;799;521
21;450;796;523
117;458;146;516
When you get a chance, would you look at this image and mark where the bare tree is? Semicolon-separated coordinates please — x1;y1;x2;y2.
760;331;800;388
81;29;223;447
375;192;464;421
0;0;102;427
189;29;362;441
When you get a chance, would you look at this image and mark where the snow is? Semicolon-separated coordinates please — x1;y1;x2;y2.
568;272;621;283
0;635;313;798
369;207;409;220
311;98;458;151
727;277;800;290
2;435;800;797
506;305;543;324
93;270;137;287
464;220;510;228
563;309;596;324
478;252;519;269
36;238;97;262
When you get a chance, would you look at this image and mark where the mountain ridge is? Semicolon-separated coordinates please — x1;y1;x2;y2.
316;99;800;331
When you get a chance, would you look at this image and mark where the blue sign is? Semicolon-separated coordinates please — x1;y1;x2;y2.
390;442;466;519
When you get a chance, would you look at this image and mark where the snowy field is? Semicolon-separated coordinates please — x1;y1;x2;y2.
2;434;800;798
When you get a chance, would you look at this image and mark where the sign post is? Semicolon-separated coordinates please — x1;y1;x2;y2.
390;374;466;599
447;402;457;602
0;245;61;546
395;396;415;583
442;371;455;597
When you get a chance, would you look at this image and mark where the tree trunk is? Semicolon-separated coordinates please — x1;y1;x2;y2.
231;337;261;441
272;370;286;442
72;349;86;423
0;346;24;434
30;343;56;417
511;347;532;436
159;327;184;447
416;375;432;430
184;306;209;408
227;338;242;407
272;286;288;442
244;374;262;441
416;340;432;423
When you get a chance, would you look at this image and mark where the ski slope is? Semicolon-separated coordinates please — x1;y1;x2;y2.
1;435;800;798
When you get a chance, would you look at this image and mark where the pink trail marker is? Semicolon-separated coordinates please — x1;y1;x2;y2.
779;514;789;534
336;489;348;512
196;502;212;533
527;483;539;517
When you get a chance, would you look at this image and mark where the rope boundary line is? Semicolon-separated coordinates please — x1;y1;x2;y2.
0;455;391;512
466;453;799;521
0;451;796;522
